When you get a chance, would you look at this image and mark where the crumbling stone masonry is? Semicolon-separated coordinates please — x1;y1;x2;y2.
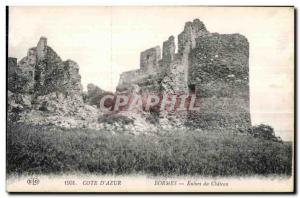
8;37;82;96
117;19;251;130
7;38;101;129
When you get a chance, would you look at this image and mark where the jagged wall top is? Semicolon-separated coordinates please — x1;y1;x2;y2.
178;19;208;55
36;36;47;61
8;37;83;95
118;19;210;87
140;46;161;73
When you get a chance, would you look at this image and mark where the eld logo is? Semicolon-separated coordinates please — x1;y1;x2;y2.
27;178;40;185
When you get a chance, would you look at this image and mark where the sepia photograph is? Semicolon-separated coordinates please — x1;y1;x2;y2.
6;6;294;193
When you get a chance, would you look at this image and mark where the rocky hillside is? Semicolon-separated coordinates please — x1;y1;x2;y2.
8;37;101;129
8;37;158;134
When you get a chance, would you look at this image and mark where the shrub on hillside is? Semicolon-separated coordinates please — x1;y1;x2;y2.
248;124;282;142
98;113;134;125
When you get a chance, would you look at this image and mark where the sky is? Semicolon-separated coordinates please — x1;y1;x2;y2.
8;6;294;140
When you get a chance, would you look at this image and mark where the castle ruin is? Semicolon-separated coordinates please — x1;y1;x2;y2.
7;19;251;131
116;19;251;130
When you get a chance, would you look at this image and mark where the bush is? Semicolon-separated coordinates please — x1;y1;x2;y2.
98;113;134;125
248;124;282;142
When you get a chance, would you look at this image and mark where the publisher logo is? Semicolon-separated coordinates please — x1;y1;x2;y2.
27;178;39;185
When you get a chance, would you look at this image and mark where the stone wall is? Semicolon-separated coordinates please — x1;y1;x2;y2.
7;37;98;129
8;37;82;96
118;69;148;87
7;19;251;132
36;36;47;61
187;33;251;129
162;36;175;68
178;19;208;56
140;46;161;73
7;57;17;92
117;19;251;130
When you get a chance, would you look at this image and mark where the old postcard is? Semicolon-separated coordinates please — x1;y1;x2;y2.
6;6;294;193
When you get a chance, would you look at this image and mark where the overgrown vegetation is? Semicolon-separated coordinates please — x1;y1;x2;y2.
7;122;292;176
248;124;282;142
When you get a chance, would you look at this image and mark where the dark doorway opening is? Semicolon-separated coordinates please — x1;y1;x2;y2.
188;84;196;94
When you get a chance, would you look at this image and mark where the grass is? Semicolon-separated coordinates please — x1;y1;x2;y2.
7;122;292;176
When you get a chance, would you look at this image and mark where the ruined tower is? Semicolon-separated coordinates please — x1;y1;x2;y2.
117;19;251;130
8;37;83;96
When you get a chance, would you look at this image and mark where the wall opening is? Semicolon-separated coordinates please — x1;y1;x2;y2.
188;84;195;94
